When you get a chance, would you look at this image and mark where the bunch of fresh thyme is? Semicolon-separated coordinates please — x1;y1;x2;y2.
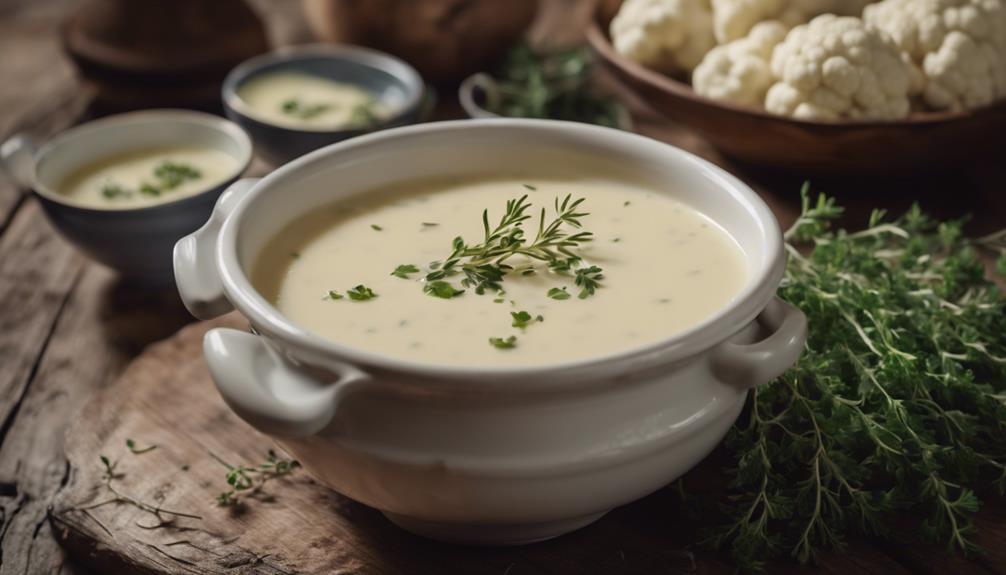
476;42;629;128
699;186;1006;571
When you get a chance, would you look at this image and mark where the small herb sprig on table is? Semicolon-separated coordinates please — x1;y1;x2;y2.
697;185;1006;571
424;193;601;297
80;439;202;530
211;449;301;507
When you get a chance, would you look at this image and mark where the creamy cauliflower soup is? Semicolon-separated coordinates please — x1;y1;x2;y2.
253;178;748;367
57;147;238;210
236;71;388;130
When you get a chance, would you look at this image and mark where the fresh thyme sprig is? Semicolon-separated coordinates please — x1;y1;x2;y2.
211;449;301;507
81;440;202;529
695;184;1006;571
425;192;600;296
126;438;157;455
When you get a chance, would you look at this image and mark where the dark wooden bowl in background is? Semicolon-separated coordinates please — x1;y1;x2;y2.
587;3;1006;176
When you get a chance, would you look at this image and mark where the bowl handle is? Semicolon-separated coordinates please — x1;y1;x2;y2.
174;178;258;319
204;328;371;437
711;296;807;389
0;134;36;189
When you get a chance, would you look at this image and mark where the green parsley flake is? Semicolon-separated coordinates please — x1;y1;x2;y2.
424;280;464;299
346;285;377;301
391;264;420;279
547;287;571;300
489;335;517;349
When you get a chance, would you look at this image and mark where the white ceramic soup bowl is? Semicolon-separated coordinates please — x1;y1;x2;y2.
174;119;806;545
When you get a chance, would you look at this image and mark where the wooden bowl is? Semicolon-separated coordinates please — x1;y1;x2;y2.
586;5;1006;175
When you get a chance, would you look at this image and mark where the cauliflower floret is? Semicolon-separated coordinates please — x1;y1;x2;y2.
693;21;789;105
864;0;1006;111
611;0;717;73
765;14;918;120
711;0;875;43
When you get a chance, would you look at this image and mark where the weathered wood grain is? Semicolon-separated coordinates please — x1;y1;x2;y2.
48;314;920;575
0;203;84;461
0;260;195;575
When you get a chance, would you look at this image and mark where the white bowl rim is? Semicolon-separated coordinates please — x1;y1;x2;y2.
222;43;425;134
216;118;786;383
31;109;253;214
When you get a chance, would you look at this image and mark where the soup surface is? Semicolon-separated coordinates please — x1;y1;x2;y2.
253;178;748;367
236;71;388;130
57;147;238;210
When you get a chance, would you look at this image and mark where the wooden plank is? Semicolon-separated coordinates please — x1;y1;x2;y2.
0;261;194;575
0;202;84;448
46;314;916;575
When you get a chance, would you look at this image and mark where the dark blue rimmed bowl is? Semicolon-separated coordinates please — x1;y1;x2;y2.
0;110;253;284
222;44;425;167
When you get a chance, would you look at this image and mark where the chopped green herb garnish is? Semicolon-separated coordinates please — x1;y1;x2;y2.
511;310;543;329
371;224;383;231
489;335;517;349
281;98;333;120
421;222;439;227
574;266;604;299
325;290;344;300
623;201;631;207
347;285;377;301
547;286;571;300
423;280;464;299
154;161;201;189
103;161;201;200
101;183;132;199
523;184;537;191
391;264;420;279
349;99;380;127
139;183;161;196
493;298;505;303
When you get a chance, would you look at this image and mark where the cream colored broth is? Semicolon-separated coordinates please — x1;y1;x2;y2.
58;147;237;210
253;178;748;367
236;71;388;130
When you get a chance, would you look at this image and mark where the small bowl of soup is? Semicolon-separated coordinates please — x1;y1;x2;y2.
223;44;425;166
0;110;251;283
174;119;806;545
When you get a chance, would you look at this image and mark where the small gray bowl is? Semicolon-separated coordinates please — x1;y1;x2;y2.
0;110;252;284
222;44;425;167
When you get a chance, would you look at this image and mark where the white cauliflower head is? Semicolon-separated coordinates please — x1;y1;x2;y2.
693;20;789;105
864;0;1006;111
765;14;918;120
610;0;717;73
711;0;875;43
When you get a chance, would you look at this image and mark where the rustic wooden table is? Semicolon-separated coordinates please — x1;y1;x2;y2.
1;1;1004;574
